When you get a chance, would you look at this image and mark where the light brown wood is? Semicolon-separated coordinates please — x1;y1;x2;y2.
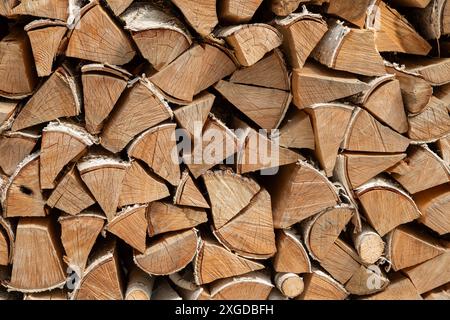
24;290;68;300
152;278;182;300
0;131;39;176
174;170;210;208
414;185;450;235
436;135;450;163
125;266;154;300
0;216;13;266
271;0;307;16
404;57;450;86
12;0;69;20
273;229;312;274
422;283;450;300
0;100;17;129
297;269;349;300
210;272;273;300
345;264;390;296
351;223;385;265
105;0;133;16
361;274;422;300
277;108;315;150
391;0;432;7
275;272;304;298
324;0;370;27
408;0;448;39
219;0;263;23
171;0;218;36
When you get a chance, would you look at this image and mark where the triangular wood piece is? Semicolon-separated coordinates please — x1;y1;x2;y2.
24;20;67;77
355;178;421;236
194;239;264;285
312;20;386;76
210;272;273;300
128;123;180;186
8;217;66;292
297;270;348;300
338;152;407;189
0;131;39;176
121;3;192;71
47;166;96;215
361;274;422;300
101;77;173;153
342;108;410;153
323;0;370;27
118;161;170;208
58;212;105;276
219;0;264;23
367;2;431;55
0;100;17;127
214;189;276;259
11;66;80;131
202;170;260;229
215;80;291;130
2;153;46;217
414;185;450;235
171;0;218;36
77;155;129;221
173;92;215;140
81;64;131;134
305;103;353;176
273;229;311;274
230;50;290;90
437;135;450;163
271;0;307;16
386;225;445;271
345;264;390;296
134;228;198;276
40;121;96;189
278;108;315;150
66;3;136;65
11;0;69;20
174;170;210;208
274;12;328;69
292;61;369;109
147;202;208;236
107;205;148;253
106;0;133;16
404;57;450;86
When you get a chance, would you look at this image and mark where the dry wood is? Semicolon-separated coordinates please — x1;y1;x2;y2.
391;0;432;7
0;100;18;129
275;272;304;298
0;216;14;266
174;170;210;208
436;135;450;163
351;223;385;265
219;0;264;23
361;274;422;300
125;266;154;300
296;269;348;300
151;278;182;300
277;108;315;150
271;0;307;16
0;130;40;176
24;290;68;300
404;57;450;86
105;0;133;16
344;264;390;295
11;0;69;20
171;0;218;36
324;0;370;27
414;184;450;235
422;283;450;300
273;229;311;274
409;0;448;39
169;268;211;300
210;272;273;300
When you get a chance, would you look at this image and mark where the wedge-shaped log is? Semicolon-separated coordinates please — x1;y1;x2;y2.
414;185;450;235
171;0;218;36
105;0;133;16
361;274;422;300
404;57;450;86
296;269;348;300
210;272;273;300
323;0;370;27
273;229;311;274
271;0;307;16
0;131;39;176
278;108;315;150
219;0;264;24
345;264;390;296
174;170;209;208
11;0;69;20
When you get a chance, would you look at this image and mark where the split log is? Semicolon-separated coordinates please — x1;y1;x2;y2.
277;108;315;150
273;229;312;274
351;223;385;265
436;135;450;163
134;228;198;276
216;24;283;67
11;66;81;132
152;278;182;300
24;290;68;300
147;202;208;237
58;212;105;276
266;161;340;228
271;0;308;16
173;170;210;208
11;0;69;20
404;57;450;86
219;0;264;24
105;0;133;16
312;20;386;76
414;184;450;235
296;269;348;300
355;178;422;236
24;20;67;77
125;266;154;300
344;264;390;295
210;272;273;300
275;272;304;298
361;274;422;300
292;61;369;109
0;0;15;17
81;64;131;134
0;216;14;266
121;3;192;71
391;0;432;7
0;100;18;130
100;77;173;153
0;130;40;176
171;0;218;36
66;3;136;65
169;267;211;300
8;217;65;292
77;155;129;221
273;11;328;69
409;0;449;39
127;123;180;186
323;0;370;28
422;283;450;300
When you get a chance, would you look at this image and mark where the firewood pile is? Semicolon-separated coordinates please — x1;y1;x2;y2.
0;0;449;300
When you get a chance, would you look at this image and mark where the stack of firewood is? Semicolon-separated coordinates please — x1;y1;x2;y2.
0;0;449;300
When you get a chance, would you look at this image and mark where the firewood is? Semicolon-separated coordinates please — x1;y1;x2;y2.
24;290;68;300
58;212;105;276
2;153;46;217
216;24;283;67
266;162;340;228
81;64;131;134
414;185;450;235
391;0;432;7
107;205;148;253
215;80;291;130
367;1;431;55
134;228;198;276
173;170;209;208
152;278;182;300
210;272;273;300
147;202;208;236
118;160;170;208
169;268;211;300
302;205;354;261
77;155;129;221
296;269;349;300
11;66;81;132
292;61;369;109
125;266;154;300
100;77;172;153
436;82;450;103
171;0;218;36
72;239;124;300
275;272;304;298
0;130;40;176
351;223;385;265
342;108;410;153
0;216;14;266
194;238;264;285
312;20;386;76
8;217;66;292
436;135;450;163
271;0;307;16
407;96;450;142
0;100;17;129
273;229;312;274
344;264;390;295
361;274;422;300
305;103;353;176
47;166;96;215
355;178;421;236
323;0;370;28
66;3;136;65
0;0;15;17
40;121;96;189
11;0;69;20
121;3;192;71
105;0;133;16
0;30;37;99
128;123;180;186
422;283;450;300
404;57;450;86
409;0;449;39
278;108;315;150
219;0;264;24
386;225;445;271
388;145;450;194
